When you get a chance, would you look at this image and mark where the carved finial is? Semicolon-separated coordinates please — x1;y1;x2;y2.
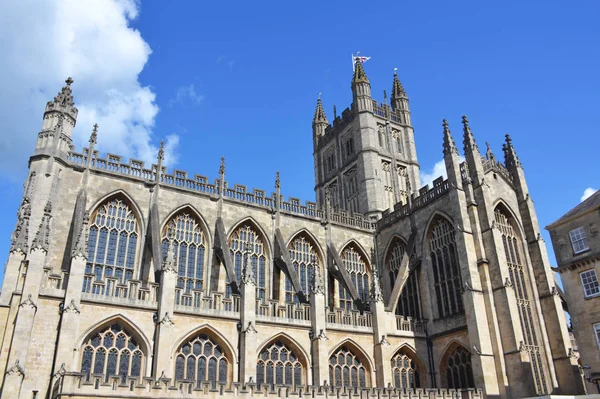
462;114;479;153
31;201;52;252
333;105;337;119
485;141;496;162
442;119;458;156
370;266;384;303
313;97;328;124
89;124;98;145
10;198;31;254
275;171;280;190
65;77;74;86
352;57;369;84
157;140;165;162
391;68;407;102
503;134;521;170
219;156;225;176
71;211;89;259
383;89;388;102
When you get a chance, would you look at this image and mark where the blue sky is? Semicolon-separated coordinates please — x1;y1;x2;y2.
0;0;599;279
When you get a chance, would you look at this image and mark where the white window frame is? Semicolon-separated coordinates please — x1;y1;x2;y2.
580;269;600;298
569;226;589;254
594;323;600;352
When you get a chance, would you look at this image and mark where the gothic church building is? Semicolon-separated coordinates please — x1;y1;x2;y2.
0;63;584;398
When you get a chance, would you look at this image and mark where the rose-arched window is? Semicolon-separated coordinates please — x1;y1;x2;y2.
227;223;267;300
256;340;304;386
386;238;421;319
84;197;139;297
428;217;463;318
329;346;369;387
442;345;474;389
285;235;320;303
339;245;369;311
391;349;422;389
162;212;207;304
174;332;229;386
80;324;144;381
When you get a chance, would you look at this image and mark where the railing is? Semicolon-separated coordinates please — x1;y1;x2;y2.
256;299;311;325
174;290;240;316
326;308;372;331
395;316;426;335
82;275;159;307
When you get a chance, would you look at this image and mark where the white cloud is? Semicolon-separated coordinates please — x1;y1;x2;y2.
581;187;597;202
0;0;177;180
420;156;466;189
169;84;205;107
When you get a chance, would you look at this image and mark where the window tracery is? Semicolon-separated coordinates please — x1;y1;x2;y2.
428;217;463;318
386;239;421;319
228;223;267;300
339;245;369;311
162;212;206;303
391;349;421;389
328;346;369;387
256;340;304;386
174;333;229;385
84;197;139;296
442;346;474;389
285;235;320;303
80;324;144;381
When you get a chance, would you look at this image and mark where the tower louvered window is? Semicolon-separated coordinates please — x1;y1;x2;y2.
339;246;369;311
175;333;229;386
443;346;474;389
163;212;206;305
429;217;463;318
329;346;369;387
387;239;421;319
285;235;319;303
256;341;304;386
84;198;139;297
391;350;421;389
228;223;267;300
80;324;143;382
495;208;547;395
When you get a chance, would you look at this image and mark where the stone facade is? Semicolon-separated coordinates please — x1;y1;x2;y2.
0;65;584;399
547;190;600;393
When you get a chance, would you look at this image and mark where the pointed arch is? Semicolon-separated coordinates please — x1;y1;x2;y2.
84;191;144;295
390;343;426;389
161;204;212;248
172;324;235;384
284;229;324;303
425;213;464;318
256;333;310;386
492;199;526;237
339;239;371;269
172;324;237;364
226;217;270;300
420;210;456;253
162;205;211;300
337;240;371;310
77;314;150;381
328;339;373;387
285;228;325;264
439;341;474;389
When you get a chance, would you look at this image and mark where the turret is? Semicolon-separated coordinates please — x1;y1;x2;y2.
35;77;78;157
391;70;411;125
502;134;529;197
312;97;328;144
462;115;484;183
351;60;372;113
442;119;462;185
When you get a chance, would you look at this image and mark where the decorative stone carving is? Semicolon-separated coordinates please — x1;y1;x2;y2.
5;359;25;377
157;312;174;326
310;262;325;295
316;329;328;341
504;277;514;288
162;237;177;274
71;211;89;259
62;299;80;314
370;266;384;303
243;321;257;334
472;345;481;356
31;201;52;253
20;294;37;311
53;363;67;378
380;335;390;346
463;281;483;294
241;242;256;286
10;198;31;254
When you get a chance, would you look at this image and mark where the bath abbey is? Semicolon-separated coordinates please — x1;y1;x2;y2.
0;62;586;398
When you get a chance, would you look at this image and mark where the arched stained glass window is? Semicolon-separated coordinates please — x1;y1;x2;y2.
429;217;463;318
339;245;369;311
443;346;474;389
80;324;144;382
174;332;229;386
391;349;422;389
285;235;320;303
162;212;207;304
84;197;139;297
328;346;369;387
386;238;421;319
256;340;304;386
227;223;267;300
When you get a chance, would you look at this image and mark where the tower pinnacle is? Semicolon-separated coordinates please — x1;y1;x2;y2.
442;119;458;156
502;134;521;170
462;115;479;154
352;59;369;84
391;70;407;100
313;97;328;124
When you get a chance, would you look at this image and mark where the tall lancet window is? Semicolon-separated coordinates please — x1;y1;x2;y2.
329;345;370;387
495;206;547;395
386;238;421;319
428;216;464;318
174;332;230;386
391;349;422;389
228;223;267;300
84;197;139;297
256;340;305;386
285;234;320;303
162;211;206;304
339;245;369;311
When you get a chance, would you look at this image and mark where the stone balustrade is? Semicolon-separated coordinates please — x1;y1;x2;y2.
395;316;426;336
327;308;373;331
255;299;311;325
174;290;240;317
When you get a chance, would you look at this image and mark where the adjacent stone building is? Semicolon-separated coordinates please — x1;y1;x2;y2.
547;190;600;393
0;62;585;398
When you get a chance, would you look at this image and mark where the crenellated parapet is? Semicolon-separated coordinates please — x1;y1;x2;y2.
53;373;483;399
